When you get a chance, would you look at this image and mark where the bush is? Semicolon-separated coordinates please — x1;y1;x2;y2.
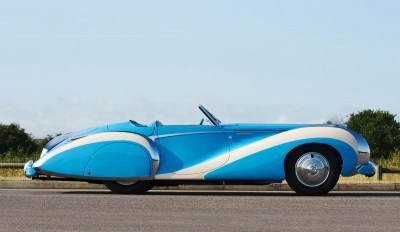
346;110;400;159
375;149;400;169
0;123;38;160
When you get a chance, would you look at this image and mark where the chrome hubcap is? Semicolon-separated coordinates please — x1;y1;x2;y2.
116;180;137;186
295;152;330;187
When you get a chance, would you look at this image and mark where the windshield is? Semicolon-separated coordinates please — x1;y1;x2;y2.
198;105;221;126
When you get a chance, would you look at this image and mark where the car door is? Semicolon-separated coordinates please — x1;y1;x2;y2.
155;125;230;175
203;125;285;180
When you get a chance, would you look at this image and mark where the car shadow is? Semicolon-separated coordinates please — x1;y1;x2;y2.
62;190;400;197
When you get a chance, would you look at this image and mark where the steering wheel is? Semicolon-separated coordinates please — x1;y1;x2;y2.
199;118;204;125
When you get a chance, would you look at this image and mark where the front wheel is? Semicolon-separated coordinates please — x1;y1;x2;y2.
104;180;153;194
285;146;341;196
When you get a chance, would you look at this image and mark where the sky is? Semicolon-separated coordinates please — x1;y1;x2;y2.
0;1;399;138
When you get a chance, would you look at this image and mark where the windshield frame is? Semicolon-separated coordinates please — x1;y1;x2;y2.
198;104;221;126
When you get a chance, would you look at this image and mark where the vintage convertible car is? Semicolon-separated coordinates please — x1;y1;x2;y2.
25;105;375;195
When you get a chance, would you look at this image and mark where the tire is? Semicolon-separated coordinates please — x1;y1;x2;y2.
285;146;341;196
104;180;153;194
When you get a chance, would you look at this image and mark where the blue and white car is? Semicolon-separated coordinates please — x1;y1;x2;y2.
25;105;375;195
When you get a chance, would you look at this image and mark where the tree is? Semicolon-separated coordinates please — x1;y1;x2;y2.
346;110;400;159
326;115;347;126
0;123;37;156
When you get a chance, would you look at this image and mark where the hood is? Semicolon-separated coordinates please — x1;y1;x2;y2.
42;127;100;155
43;120;154;155
107;121;154;136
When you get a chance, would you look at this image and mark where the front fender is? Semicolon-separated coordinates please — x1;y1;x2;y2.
33;132;159;180
83;142;153;179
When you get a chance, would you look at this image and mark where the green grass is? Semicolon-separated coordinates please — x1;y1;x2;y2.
0;150;40;178
374;149;400;169
340;174;400;182
0;149;40;163
0;169;24;178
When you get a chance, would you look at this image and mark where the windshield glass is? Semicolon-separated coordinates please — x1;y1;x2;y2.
198;105;221;126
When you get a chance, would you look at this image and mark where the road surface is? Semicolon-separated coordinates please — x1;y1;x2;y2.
1;189;399;231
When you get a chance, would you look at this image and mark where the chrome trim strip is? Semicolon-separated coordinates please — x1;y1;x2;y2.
147;138;160;180
154;131;224;139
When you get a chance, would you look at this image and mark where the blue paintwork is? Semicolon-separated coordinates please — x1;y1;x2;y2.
43;121;153;156
24;161;36;177
357;161;376;177
156;125;229;174
25;166;36;176
221;123;338;131
84;142;152;178
223;131;278;150
45;126;109;155
205;138;358;180
205;144;287;181
156;125;221;135
26;106;374;184
39;142;109;176
43;127;97;153
37;140;152;179
107;121;154;136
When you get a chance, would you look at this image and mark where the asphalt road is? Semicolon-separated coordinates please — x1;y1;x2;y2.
1;190;400;232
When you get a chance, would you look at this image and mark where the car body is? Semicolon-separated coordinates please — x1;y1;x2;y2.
25;105;375;195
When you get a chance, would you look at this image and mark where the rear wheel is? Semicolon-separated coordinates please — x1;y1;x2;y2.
286;146;341;196
104;180;153;194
